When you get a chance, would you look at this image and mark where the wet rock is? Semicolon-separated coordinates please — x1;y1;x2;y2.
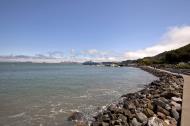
136;112;148;123
68;112;85;121
131;118;142;126
108;104;118;113
74;121;88;126
102;114;110;123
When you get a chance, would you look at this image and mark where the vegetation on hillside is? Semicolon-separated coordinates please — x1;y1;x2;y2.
136;43;190;65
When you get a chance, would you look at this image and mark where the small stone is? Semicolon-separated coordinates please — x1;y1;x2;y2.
147;102;153;110
170;101;181;111
124;101;136;110
124;109;133;119
118;114;127;122
131;118;142;126
136;112;148;123
160;97;170;104
157;106;170;116
148;117;165;126
68;112;85;121
161;91;180;99
164;119;170;125
144;108;154;117
102;114;110;123
75;121;88;126
166;116;177;126
157;112;166;120
101;122;109;126
171;107;179;121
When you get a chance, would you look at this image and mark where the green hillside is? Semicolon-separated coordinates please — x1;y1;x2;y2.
137;43;190;65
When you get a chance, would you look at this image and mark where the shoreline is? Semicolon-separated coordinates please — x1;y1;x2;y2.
70;66;184;126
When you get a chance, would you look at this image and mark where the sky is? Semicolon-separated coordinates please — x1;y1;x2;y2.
0;0;190;62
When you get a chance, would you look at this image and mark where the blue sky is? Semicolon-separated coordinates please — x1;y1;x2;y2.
0;0;190;61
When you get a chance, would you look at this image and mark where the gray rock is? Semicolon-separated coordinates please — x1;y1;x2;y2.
160;90;180;99
170;101;181;111
131;118;142;126
136;112;148;123
171;107;179;121
157;112;166;120
68;112;85;121
171;97;182;102
153;99;165;107
118;114;127;122
124;101;136;110
148;117;165;126
101;122;109;126
160;97;170;104
157;106;170;116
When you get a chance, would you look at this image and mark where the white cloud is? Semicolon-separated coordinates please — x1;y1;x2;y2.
1;26;190;62
124;26;190;60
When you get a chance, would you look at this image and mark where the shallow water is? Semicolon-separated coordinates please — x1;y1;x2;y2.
0;63;157;126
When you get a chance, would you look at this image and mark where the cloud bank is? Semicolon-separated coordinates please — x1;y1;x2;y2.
124;26;190;60
0;26;190;62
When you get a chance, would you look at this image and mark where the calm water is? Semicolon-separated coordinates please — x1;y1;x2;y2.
0;63;157;126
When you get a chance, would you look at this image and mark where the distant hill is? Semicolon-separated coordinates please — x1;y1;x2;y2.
137;43;190;65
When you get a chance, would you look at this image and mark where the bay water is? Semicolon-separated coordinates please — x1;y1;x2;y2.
0;63;157;126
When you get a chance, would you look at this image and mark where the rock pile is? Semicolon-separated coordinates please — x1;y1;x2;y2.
90;67;184;126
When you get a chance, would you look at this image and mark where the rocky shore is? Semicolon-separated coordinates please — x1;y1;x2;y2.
69;66;184;126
